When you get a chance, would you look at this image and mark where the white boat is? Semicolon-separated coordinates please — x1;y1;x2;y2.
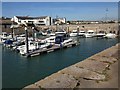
96;33;106;38
41;32;47;36
46;30;55;36
55;30;66;35
84;30;96;38
38;31;47;36
17;41;35;54
79;30;86;37
18;40;51;55
61;38;73;46
105;33;117;38
45;36;56;44
0;32;12;39
47;33;55;36
70;30;78;37
0;32;12;43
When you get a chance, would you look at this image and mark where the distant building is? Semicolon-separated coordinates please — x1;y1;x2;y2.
53;17;66;25
11;16;52;26
1;18;12;29
68;20;101;25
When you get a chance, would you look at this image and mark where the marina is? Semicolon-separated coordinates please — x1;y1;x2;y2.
2;37;118;88
24;43;119;89
1;2;119;89
1;29;118;57
1;21;119;89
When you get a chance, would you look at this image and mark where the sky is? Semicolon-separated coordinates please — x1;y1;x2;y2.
2;2;118;21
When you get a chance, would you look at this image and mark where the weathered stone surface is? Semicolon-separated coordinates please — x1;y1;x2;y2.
23;84;40;90
74;60;108;73
34;73;77;88
76;62;118;88
60;66;105;80
89;55;118;64
24;43;119;89
97;46;118;57
76;78;100;88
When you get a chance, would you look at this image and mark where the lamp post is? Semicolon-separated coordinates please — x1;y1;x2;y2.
25;27;29;56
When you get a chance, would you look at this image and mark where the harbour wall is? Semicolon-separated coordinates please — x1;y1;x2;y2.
23;43;119;89
2;23;119;35
42;23;118;33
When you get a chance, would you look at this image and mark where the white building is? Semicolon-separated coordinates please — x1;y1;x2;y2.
53;17;66;25
11;16;52;26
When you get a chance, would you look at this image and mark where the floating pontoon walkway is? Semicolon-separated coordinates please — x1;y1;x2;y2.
26;41;79;57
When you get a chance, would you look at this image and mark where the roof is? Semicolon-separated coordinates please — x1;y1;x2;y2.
16;16;48;20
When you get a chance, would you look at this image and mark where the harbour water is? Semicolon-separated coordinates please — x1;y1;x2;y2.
2;37;118;88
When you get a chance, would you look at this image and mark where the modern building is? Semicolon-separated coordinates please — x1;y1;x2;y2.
11;16;52;26
53;17;66;25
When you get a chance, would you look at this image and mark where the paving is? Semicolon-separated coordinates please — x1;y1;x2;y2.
23;43;119;89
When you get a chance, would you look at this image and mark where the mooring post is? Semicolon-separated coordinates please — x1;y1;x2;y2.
32;27;35;41
11;28;14;40
77;26;79;36
25;27;29;56
77;26;80;43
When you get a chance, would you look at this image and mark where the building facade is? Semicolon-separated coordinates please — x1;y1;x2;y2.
11;16;52;26
53;17;66;25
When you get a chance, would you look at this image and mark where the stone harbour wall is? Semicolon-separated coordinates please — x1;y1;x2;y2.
23;43;119;89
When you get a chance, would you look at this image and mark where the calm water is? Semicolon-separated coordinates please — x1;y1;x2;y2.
2;38;118;88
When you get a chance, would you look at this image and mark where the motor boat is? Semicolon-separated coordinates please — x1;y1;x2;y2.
0;32;12;39
45;36;56;44
55;30;66;35
55;34;76;47
96;31;106;38
18;40;51;55
105;33;117;39
0;32;12;43
46;30;55;36
96;33;106;38
79;30;86;37
84;30;96;38
69;30;78;37
61;38;74;46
